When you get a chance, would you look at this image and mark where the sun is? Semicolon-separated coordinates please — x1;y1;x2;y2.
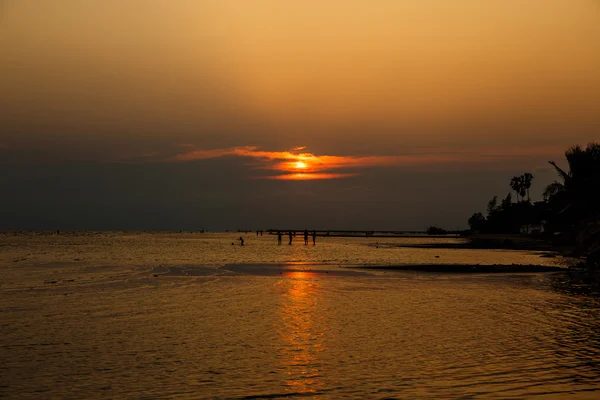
294;161;308;169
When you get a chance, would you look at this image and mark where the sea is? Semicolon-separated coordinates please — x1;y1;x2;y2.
1;231;599;399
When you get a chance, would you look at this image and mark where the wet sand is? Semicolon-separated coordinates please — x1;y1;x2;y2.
355;263;565;273
152;263;567;278
367;234;583;265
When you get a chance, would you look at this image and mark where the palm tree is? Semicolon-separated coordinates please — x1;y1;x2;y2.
510;176;522;202
546;142;600;217
521;173;533;201
543;181;564;200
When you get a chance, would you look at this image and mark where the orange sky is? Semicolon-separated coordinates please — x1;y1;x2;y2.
214;1;600;124
0;1;599;229
1;1;598;155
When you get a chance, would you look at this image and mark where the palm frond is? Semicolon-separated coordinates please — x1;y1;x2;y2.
548;161;570;183
543;181;564;200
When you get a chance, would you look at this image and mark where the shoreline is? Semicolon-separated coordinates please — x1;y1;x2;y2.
371;233;576;255
210;262;568;276
353;263;566;273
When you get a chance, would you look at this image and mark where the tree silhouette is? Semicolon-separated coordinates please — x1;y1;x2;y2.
510;174;534;202
522;173;534;201
546;142;600;218
468;212;486;232
500;193;512;211
487;196;498;217
467;142;599;243
543;181;563;200
510;176;522;202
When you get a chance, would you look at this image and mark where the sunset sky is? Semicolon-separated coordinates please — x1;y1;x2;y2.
1;0;599;230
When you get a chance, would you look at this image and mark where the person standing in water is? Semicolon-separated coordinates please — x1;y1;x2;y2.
304;229;309;245
312;230;316;246
288;231;293;245
277;231;282;245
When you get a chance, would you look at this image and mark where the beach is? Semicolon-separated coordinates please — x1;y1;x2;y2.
1;232;599;399
4;0;600;397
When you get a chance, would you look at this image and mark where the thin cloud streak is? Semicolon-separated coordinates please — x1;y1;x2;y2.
170;146;447;179
266;173;359;181
166;144;567;180
165;145;561;180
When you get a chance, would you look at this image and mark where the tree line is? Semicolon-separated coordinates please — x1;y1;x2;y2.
467;143;600;249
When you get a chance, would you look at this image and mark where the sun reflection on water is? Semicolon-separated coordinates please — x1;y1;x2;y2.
277;271;327;395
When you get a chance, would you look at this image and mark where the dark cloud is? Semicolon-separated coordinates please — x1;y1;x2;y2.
0;156;555;230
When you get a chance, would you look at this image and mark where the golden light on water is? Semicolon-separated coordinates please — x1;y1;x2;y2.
278;271;326;394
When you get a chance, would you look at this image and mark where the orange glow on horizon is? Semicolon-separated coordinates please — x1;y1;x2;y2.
294;161;308;169
167;144;568;180
269;173;358;181
171;146;374;180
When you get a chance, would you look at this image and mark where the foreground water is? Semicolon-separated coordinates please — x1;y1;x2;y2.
1;232;599;399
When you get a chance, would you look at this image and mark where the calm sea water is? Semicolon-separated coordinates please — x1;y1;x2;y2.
1;232;599;399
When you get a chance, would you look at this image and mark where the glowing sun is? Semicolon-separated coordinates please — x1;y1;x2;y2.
294;161;308;169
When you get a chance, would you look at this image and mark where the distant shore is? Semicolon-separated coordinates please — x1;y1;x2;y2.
368;233;576;255
264;230;461;238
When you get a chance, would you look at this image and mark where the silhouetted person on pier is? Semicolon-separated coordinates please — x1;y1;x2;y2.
312;230;316;245
238;237;244;246
304;229;309;245
277;231;282;245
288;231;293;245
